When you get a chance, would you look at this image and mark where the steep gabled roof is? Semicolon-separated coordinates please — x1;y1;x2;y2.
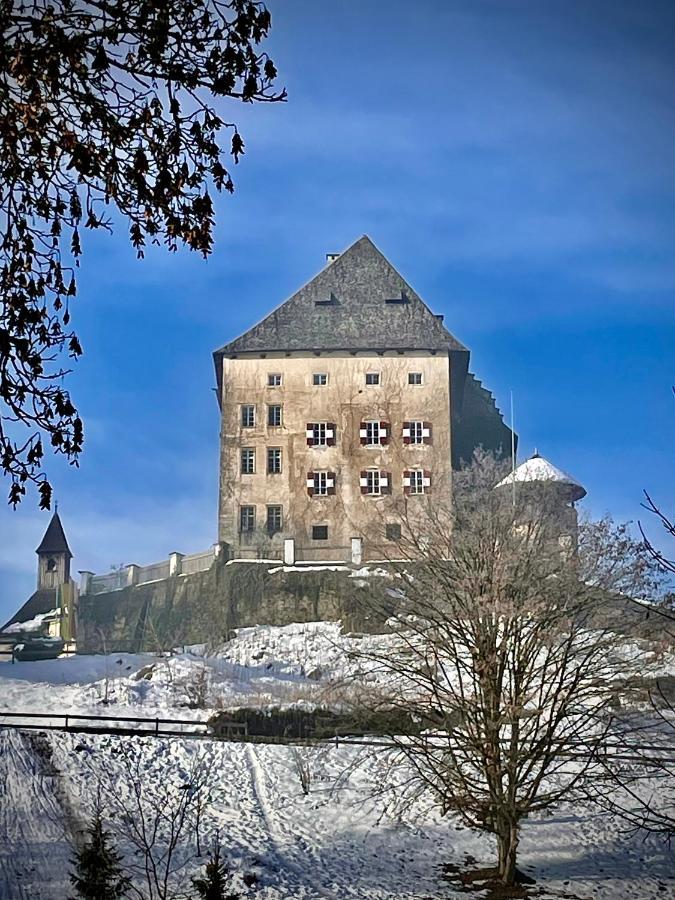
214;235;467;357
35;511;72;558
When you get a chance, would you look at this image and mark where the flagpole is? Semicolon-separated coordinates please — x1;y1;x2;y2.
510;390;516;507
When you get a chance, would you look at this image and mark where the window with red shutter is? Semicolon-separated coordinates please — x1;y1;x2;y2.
380;421;390;445
326;423;336;446
359;470;369;495
327;472;336;495
402;469;411;495
359;422;368;446
306;471;315;496
422;422;433;444
402;422;411;445
306;423;315;447
380;471;391;494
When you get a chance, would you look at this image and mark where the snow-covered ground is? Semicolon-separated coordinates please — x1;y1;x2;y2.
0;622;674;899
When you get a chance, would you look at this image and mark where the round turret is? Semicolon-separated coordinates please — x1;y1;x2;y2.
494;451;586;503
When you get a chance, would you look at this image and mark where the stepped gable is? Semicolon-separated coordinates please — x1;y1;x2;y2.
452;372;515;468
215;235;468;357
35;510;72;557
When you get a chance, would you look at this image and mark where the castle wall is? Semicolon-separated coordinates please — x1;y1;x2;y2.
218;350;453;561
78;560;395;653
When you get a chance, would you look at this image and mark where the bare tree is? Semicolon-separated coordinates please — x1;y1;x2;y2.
349;453;655;886
104;743;213;899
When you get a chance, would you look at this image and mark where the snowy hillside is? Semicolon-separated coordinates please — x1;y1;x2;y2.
1;622;674;899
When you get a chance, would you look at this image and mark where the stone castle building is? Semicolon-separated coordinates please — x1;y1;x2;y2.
213;235;513;563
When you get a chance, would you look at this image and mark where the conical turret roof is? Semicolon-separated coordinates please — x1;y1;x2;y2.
35;510;72;557
495;451;586;501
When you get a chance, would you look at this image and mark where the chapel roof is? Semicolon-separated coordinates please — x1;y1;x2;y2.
35;510;72;557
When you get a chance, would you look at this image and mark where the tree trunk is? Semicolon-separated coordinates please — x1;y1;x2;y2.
497;822;519;885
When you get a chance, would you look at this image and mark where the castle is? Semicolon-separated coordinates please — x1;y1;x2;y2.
2;236;587;648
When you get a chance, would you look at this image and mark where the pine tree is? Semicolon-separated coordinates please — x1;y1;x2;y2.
70;812;130;899
191;844;239;900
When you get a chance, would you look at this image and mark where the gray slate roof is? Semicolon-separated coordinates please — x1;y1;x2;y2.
2;588;57;632
35;511;72;557
214;235;467;356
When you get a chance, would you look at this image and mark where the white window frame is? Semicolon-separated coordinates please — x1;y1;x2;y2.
308;422;334;447
366;469;381;495
409;469;430;494
365;420;380;446
313;373;328;386
267;404;282;427
267;373;282;387
408;372;423;385
267;447;282;474
266;505;282;534
410;421;424;444
241;448;255;474
241;405;255;428
313;471;334;496
239;505;256;532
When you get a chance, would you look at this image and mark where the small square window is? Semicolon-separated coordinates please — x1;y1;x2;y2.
239;506;256;532
268;373;282;387
241;405;255;428
267;505;282;534
312;525;328;541
311;423;327;446
241;448;255;474
365;372;380;385
408;372;423;385
267;447;282;474
313;373;328;386
268;404;282;427
386;523;401;541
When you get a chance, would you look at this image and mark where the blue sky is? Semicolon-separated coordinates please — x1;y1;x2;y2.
1;0;674;622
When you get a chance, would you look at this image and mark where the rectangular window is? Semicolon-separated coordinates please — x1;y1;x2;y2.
241;405;255;428
239;506;256;532
266;505;282;534
307;422;335;447
267;404;282;427
410;421;424;444
410;470;425;494
267;447;282;474
313;373;328;386
312;525;328;540
408;372;423;385
314;471;329;495
267;373;282;387
366;420;380;445
386;523;401;541
367;469;380;495
365;372;380;385
240;448;255;474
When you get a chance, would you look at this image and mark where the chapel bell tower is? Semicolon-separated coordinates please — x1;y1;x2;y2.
36;508;72;591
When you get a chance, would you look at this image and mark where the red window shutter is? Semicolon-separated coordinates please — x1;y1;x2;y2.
328;472;336;495
424;469;432;490
360;470;369;495
307;471;315;497
380;421;390;445
306;423;314;447
381;471;392;494
359;422;368;446
327;423;336;447
403;469;411;496
402;421;411;445
423;421;433;445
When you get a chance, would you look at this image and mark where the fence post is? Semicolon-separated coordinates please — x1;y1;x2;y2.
284;538;295;565
126;564;140;587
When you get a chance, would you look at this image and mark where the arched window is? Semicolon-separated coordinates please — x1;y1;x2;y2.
47;558;56;572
